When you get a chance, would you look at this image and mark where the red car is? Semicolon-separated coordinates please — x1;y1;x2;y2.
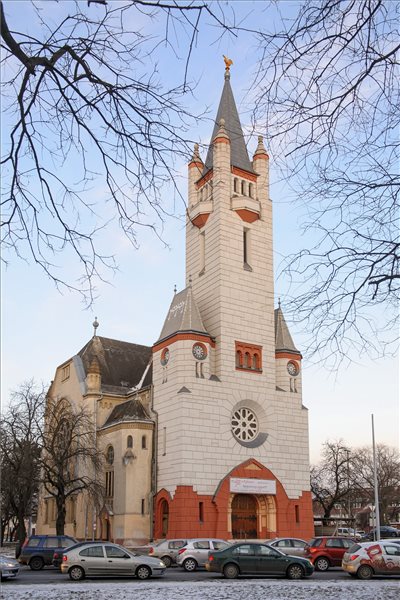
304;536;356;571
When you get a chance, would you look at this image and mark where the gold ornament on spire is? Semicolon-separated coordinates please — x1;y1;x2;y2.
223;55;233;71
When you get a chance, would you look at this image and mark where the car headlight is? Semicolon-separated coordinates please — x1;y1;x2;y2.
160;561;166;567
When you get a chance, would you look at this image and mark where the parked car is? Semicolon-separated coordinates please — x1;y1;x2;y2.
60;541;166;580
148;539;189;567
53;541;101;568
267;538;308;557
362;526;400;541
336;528;361;540
342;539;400;579
177;539;230;571
19;534;78;570
304;536;355;571
0;554;20;580
205;541;314;579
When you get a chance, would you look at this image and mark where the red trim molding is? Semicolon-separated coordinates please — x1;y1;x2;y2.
191;213;210;228
214;136;230;145
275;351;302;360
153;333;215;353
195;169;213;189
188;161;204;170
231;166;258;182
235;209;260;223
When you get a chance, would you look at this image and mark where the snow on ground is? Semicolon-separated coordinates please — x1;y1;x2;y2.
3;578;400;600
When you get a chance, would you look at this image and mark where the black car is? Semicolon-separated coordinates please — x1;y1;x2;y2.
19;535;77;570
362;526;400;541
205;542;314;579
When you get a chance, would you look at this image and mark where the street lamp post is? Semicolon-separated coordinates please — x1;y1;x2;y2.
371;414;381;541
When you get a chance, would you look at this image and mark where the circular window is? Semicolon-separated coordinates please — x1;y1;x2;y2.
160;348;170;366
106;445;114;465
231;407;259;442
287;361;299;376
192;343;207;361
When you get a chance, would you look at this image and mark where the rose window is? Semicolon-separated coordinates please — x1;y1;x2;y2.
231;407;259;442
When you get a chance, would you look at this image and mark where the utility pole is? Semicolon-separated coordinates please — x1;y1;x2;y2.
371;414;381;541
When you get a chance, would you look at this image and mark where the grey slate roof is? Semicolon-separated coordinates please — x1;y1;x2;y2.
102;397;152;428
156;286;209;343
78;336;152;393
203;71;254;175
274;307;300;354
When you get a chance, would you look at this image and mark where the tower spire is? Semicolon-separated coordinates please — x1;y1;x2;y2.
203;59;254;176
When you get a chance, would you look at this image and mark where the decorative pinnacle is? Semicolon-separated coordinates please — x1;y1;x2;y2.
93;316;99;336
278;298;281;309
223;55;233;71
174;284;177;294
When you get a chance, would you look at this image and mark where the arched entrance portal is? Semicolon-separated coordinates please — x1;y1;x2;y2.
231;494;257;539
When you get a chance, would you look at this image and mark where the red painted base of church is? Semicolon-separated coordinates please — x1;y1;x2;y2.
153;459;314;541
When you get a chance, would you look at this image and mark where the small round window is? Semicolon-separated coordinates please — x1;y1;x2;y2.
231;407;259;442
160;348;170;366
106;445;114;465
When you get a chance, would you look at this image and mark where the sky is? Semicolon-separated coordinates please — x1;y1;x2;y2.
1;1;399;463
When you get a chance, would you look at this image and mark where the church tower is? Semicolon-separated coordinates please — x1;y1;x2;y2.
152;62;313;542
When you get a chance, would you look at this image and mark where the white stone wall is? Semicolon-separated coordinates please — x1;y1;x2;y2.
155;131;310;507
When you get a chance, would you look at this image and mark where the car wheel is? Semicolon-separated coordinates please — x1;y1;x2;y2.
314;556;330;571
29;557;44;571
223;563;239;579
287;563;305;579
183;558;198;572
357;565;373;580
136;565;151;580
69;566;85;581
161;555;172;568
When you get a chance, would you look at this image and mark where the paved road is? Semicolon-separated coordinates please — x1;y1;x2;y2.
6;564;350;586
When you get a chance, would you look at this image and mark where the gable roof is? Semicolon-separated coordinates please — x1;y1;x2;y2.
156;286;209;343
203;71;254;175
78;336;152;393
274;306;300;354
102;397;152;428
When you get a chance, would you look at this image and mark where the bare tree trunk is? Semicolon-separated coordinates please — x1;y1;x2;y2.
55;495;66;535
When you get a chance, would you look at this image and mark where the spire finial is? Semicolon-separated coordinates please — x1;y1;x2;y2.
278;298;281;309
93;316;99;337
174;284;177;294
223;55;233;79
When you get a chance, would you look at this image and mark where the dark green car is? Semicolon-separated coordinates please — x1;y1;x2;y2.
205;542;314;579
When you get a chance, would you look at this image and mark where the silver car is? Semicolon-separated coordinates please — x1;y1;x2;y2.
176;539;230;571
148;539;189;567
267;538;308;557
0;554;19;580
60;542;166;581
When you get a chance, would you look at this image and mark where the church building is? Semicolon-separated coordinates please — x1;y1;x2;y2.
36;63;314;544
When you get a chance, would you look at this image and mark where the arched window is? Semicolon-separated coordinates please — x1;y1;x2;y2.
241;180;246;195
234;178;239;193
236;350;242;368
141;435;147;449
161;499;169;537
106;445;114;465
245;352;251;369
249;183;253;198
127;435;133;448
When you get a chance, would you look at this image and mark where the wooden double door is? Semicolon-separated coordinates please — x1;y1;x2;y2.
231;494;257;539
